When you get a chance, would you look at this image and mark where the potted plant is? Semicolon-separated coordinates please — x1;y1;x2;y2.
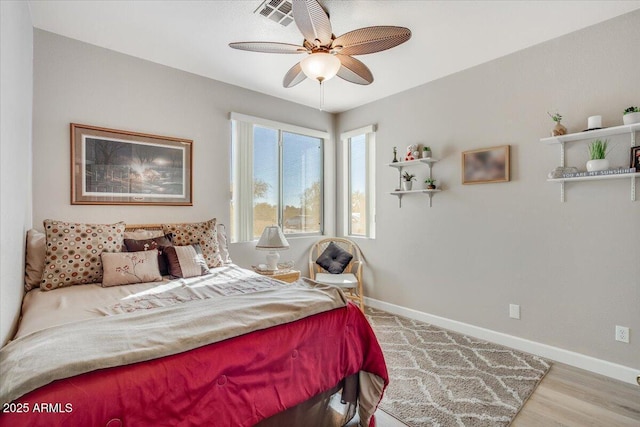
422;146;432;158
402;171;415;191
623;106;640;125
547;112;567;136
424;178;437;190
586;139;610;172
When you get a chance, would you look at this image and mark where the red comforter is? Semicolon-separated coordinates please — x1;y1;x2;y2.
0;303;387;427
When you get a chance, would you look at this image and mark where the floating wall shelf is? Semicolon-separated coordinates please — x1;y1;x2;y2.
388;158;442;207
541;123;639;202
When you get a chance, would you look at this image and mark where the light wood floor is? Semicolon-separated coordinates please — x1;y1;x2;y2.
362;362;640;427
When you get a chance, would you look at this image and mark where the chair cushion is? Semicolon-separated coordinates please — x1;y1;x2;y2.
315;273;358;288
315;242;353;274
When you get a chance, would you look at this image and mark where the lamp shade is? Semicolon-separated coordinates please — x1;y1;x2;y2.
300;53;341;82
256;226;290;250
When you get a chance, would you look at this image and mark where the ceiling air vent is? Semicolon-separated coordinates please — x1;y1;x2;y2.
254;0;294;27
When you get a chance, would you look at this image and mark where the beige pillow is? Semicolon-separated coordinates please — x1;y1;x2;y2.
123;229;165;240
101;250;163;287
162;218;223;268
41;220;125;291
25;229;46;291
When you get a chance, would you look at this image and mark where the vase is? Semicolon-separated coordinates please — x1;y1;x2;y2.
623;112;640;125
552;122;567;136
586;159;609;172
426;185;436;190
402;181;413;191
422;150;431;158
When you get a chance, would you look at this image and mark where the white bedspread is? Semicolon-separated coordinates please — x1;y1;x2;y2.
2;265;347;406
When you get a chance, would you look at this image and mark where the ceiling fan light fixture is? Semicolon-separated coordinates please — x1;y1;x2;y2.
300;53;341;82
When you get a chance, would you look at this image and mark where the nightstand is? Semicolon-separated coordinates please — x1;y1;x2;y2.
255;269;301;283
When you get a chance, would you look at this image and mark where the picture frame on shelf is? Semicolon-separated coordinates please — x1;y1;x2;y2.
462;145;510;185
631;146;640;171
70;123;193;205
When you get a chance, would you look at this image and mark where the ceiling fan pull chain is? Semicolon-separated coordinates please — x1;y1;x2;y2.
319;80;324;111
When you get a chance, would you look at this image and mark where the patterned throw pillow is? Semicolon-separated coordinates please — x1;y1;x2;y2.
316;242;353;274
124;234;173;275
162;218;223;268
101;250;163;287
41;220;125;291
163;245;210;278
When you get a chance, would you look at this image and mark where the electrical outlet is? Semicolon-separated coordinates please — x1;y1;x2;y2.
615;325;629;343
509;304;520;320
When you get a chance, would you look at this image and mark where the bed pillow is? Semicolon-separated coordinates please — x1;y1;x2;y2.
25;229;46;291
124;229;165;240
316;242;353;274
163;244;210;278
124;234;173;275
101;250;163;287
217;223;232;264
162;218;223;268
41;220;125;291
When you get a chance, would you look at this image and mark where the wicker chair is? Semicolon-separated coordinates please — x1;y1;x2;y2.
308;237;364;312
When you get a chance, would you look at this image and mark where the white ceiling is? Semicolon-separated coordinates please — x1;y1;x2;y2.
28;1;640;113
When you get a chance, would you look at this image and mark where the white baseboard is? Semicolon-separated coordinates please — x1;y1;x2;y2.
365;297;639;386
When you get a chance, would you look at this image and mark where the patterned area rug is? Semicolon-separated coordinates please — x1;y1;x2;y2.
366;308;551;427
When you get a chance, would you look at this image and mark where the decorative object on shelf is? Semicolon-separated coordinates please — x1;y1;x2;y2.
559;168;636;179
623;106;640;125
631;146;640;171
255;225;289;271
424;178;436;190
586;115;602;131
392;146;399;163
402;171;415;191
586;139;610;172
547;112;567;136
547;166;578;179
422;146;432;158
462;145;510;185
404;144;418;161
70;123;193;205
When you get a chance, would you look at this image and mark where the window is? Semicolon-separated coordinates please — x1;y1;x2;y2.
230;113;326;243
342;125;376;238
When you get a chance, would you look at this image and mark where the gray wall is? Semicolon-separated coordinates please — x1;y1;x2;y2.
0;1;33;345
32;30;335;276
337;11;640;368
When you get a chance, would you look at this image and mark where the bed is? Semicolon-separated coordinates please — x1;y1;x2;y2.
0;221;388;426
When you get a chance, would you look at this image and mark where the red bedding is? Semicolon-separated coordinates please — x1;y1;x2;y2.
0;303;387;427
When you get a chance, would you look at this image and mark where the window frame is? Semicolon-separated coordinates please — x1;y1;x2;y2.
230;113;328;243
341;125;376;239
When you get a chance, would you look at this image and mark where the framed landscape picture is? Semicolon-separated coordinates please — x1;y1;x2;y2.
71;123;193;205
462;145;510;185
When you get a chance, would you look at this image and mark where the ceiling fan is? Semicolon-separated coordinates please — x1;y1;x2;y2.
229;0;411;89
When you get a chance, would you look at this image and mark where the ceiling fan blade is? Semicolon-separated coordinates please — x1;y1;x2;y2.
332;26;411;56
292;0;332;47
336;55;373;85
283;62;307;88
229;41;307;54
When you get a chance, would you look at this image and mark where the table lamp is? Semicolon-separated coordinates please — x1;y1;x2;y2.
256;225;289;271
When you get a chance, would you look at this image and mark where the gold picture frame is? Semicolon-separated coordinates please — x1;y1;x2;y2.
462;145;510;185
71;123;193;205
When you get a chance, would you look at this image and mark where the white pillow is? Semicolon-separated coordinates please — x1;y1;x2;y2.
101;250;163;287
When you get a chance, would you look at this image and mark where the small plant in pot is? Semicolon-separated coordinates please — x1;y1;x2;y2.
424;178;437;190
586;139;610;172
422;146;432;158
623;106;640;125
402;171;416;191
548;111;567;136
